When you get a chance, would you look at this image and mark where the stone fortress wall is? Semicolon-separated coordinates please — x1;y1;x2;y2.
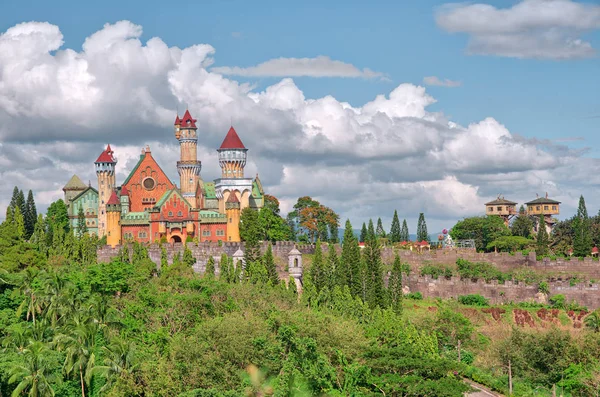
97;242;600;308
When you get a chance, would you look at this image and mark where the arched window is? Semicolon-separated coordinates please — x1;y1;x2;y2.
294;258;298;267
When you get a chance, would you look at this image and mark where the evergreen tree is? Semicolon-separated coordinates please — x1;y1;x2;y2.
367;219;375;240
183;245;195;267
536;214;550;257
240;208;262;266
9;186;19;209
360;222;367;243
401;219;409;242
364;221;384;308
160;246;168;269
31;214;47;255
220;253;230;282
390;210;401;243
205;256;216;277
417;213;428;242
309;241;326;292
16;189;26;214
388;254;404;314
263;244;278;285
573;195;593;257
46;199;70;234
340;220;362;297
511;214;534;238
376;218;386;238
13;206;25;240
172;251;182;266
24;190;37;239
326;243;338;290
76;206;88;238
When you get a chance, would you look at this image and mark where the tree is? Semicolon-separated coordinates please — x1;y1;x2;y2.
536;214;550;257
14;206;25;240
340;220;361;297
376;218;386;238
205;256;215;278
24;190;37;240
360;223;367;243
417;213;428;242
573;195;593;257
364;220;384;308
183;245;195;267
8;341;57;397
46;199;70;235
325;243;337;291
160;247;168;269
400;219;409;242
390;210;401;243
486;236;534;252
287;196;339;243
263;244;278;285
77;207;88;238
511;214;534;238
388;254;404;314
309;241;327;292
450;216;511;252
240;207;262;266
219;253;230;282
89;339;138;394
258;195;292;242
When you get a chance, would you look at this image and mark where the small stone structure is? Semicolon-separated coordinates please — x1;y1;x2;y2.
288;246;303;292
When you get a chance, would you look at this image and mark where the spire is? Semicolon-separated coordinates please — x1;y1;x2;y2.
219;126;246;150
179;109;197;128
63;174;87;191
174;115;181;125
95;144;116;163
107;190;120;206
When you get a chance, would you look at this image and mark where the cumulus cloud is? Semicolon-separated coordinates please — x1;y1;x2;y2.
0;20;593;231
423;76;462;87
212;56;386;79
436;0;600;59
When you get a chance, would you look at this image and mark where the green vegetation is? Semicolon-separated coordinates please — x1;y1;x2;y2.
450;216;511;252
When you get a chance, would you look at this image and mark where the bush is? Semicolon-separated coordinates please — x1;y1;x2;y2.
538;281;550;294
405;292;423;300
458;294;489;307
550;294;566;309
420;264;454;279
456;259;507;283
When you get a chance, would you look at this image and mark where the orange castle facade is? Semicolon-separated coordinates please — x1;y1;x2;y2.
65;110;264;246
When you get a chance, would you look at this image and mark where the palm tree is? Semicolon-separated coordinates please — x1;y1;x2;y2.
88;295;123;336
89;339;138;393
39;271;69;327
54;317;98;397
585;310;600;333
8;341;56;397
15;268;41;324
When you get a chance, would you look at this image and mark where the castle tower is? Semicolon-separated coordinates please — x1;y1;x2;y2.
175;110;202;208
526;193;561;234
218;126;247;178
485;195;518;226
288;246;303;292
119;186;130;216
95;144;117;237
106;191;121;247
225;192;241;242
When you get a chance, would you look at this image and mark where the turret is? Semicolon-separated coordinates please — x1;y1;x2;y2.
485;195;518;226
218;126;247;178
225;192;241;242
526;193;561;234
95;144;117;237
106;191;121;247
120;186;130;216
175;110;201;207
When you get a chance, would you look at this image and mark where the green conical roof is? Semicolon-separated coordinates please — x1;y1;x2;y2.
63;174;87;191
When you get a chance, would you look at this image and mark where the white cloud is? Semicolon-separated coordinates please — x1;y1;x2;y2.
212;55;386;79
423;76;462;87
436;0;600;59
0;20;594;232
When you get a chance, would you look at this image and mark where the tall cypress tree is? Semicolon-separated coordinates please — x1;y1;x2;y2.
536;214;549;257
76;207;87;238
367;219;375;240
376;218;386;238
390;210;401;243
326;243;338;291
341;220;362;297
360;222;367;243
220;253;230;282
24;190;37;240
16;189;25;216
401;219;409;242
573;195;593;257
9;186;19;210
205;256;216;277
364;221;384;308
416;213;428;242
309;240;326;292
335;220;353;287
263;244;278;285
388;254;404;314
183;245;195;267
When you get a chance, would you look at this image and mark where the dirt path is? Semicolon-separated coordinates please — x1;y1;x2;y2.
464;378;504;397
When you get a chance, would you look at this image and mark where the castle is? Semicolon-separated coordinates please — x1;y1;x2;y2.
62;110;264;246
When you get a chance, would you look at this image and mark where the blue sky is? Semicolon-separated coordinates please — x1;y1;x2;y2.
3;0;598;149
0;0;599;232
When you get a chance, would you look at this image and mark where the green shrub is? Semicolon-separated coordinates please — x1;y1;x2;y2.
550;294;566;309
405;292;423;300
458;294;489;307
420;264;454;279
538;281;549;294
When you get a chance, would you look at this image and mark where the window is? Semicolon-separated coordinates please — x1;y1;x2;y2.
544;206;549;211
488;207;493;212
552;206;557;210
216;230;225;236
229;217;232;223
497;206;502;211
203;230;211;237
536;206;540;211
139;231;147;238
143;177;156;190
168;211;173;217
229;236;231;241
177;211;183;217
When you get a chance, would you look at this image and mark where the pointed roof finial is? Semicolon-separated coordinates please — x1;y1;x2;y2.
219;126;246;150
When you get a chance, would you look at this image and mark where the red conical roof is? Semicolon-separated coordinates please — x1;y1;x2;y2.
107;190;120;205
219;126;246;150
120;186;129;196
174;115;181;125
95;144;116;163
179;110;197;128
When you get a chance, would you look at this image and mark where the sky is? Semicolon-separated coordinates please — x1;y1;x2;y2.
0;0;599;233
